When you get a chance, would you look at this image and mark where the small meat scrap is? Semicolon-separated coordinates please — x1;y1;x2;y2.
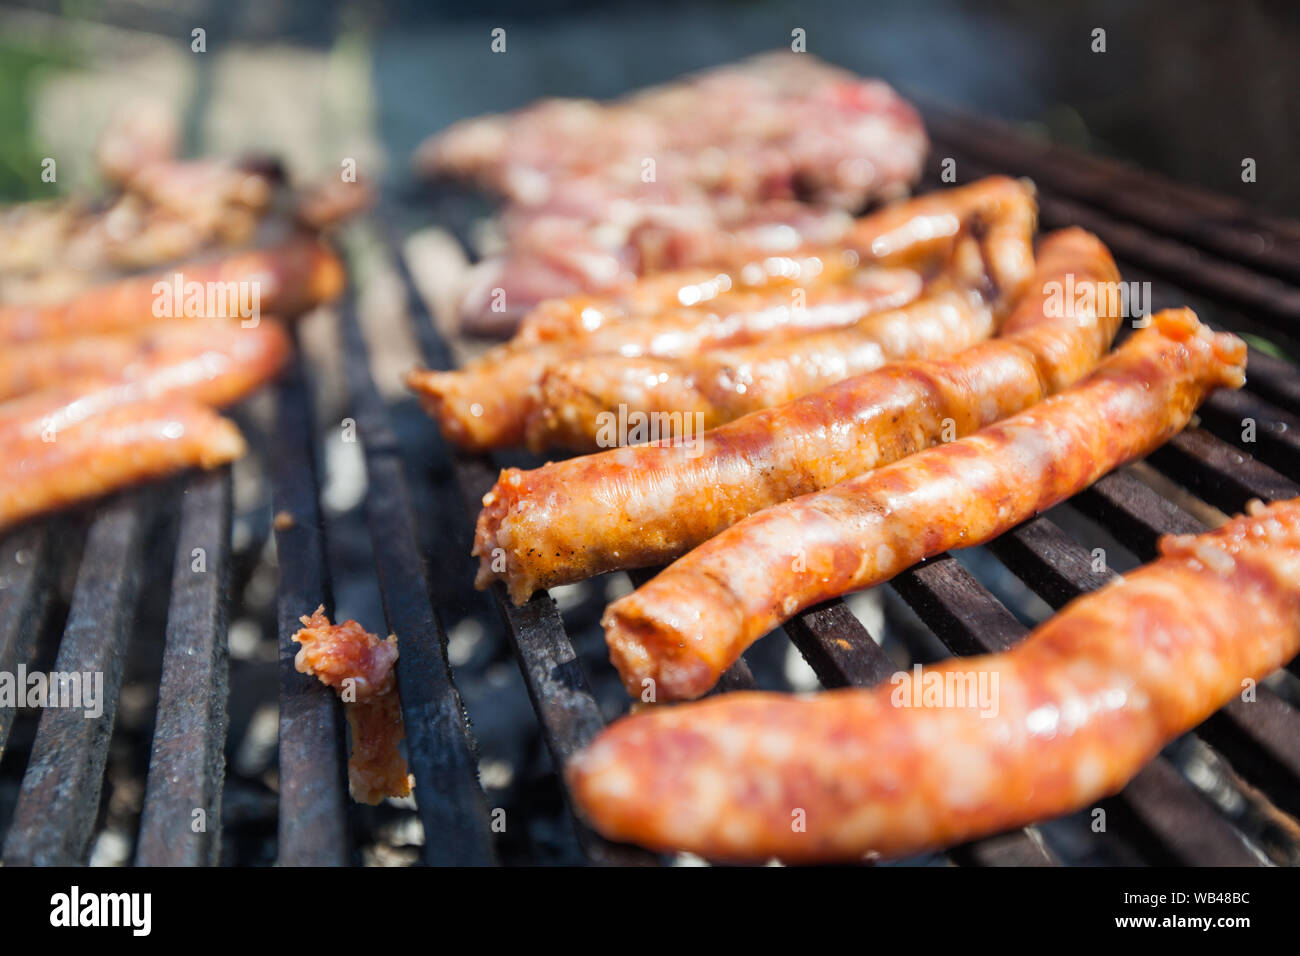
292;607;412;804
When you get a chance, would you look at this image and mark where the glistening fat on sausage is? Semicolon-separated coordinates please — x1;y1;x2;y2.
603;308;1247;701
570;497;1300;862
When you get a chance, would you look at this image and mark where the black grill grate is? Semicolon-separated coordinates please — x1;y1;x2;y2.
2;107;1300;866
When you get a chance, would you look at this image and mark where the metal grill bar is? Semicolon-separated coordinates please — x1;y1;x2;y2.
1199;390;1300;480
2;494;150;866
337;294;498;866
135;469;232;866
270;345;349;866
922;105;1300;286
0;526;55;759
389;251;659;866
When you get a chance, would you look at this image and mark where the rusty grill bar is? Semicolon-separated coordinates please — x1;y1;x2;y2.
1;108;1299;866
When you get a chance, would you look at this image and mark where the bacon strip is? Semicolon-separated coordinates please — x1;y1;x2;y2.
0;320;291;403
291;608;412;805
475;228;1120;604
571;497;1300;862
0;236;343;344
0;400;245;529
604;309;1247;701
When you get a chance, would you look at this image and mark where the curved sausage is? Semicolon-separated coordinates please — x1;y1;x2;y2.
527;287;995;450
475;228;1119;603
405;264;925;452
0;400;245;530
570;497;1300;862
0;236;343;344
604;309;1246;701
0;319;291;403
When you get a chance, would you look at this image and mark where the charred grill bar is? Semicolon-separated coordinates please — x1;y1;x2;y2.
1;109;1299;866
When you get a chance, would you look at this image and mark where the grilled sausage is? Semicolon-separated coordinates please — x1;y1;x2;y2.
0;319;291;403
0;399;245;530
527;286;996;450
407;177;1037;451
474;228;1120;604
604;309;1246;701
571;497;1300;862
0;236;343;344
406;265;923;451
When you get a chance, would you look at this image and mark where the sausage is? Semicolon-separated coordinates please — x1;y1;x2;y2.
843;175;1037;308
570;497;1300;862
407;177;1037;451
603;308;1247;701
405;264;925;452
0;319;291;403
0;399;246;530
474;228;1120;604
291;608;412;805
0;235;343;344
526;286;996;450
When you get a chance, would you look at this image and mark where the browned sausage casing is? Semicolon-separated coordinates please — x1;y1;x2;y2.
527;286;996;450
0;320;291;403
604;309;1246;701
570;497;1300;862
0;236;343;344
405;264;923;451
0;400;245;529
407;177;1037;452
476;228;1119;604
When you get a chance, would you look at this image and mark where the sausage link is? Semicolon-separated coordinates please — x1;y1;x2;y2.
571;497;1300;862
405;267;921;452
409;177;1036;452
604;309;1246;700
0;236;343;344
0;319;291;403
527;287;995;450
476;229;1119;603
0;400;245;530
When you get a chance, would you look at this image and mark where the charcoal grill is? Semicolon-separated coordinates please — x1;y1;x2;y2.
2;107;1299;867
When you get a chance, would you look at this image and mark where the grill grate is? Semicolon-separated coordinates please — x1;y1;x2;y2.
2;107;1300;866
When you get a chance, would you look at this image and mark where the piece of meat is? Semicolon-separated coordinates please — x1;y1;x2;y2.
0;319;291;402
604;309;1247;701
291;608;412;805
408;177;1036;450
418;53;929;333
527;285;996;450
407;264;924;451
475;228;1120;604
420;53;925;210
0;399;246;530
570;497;1300;862
0;236;343;344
